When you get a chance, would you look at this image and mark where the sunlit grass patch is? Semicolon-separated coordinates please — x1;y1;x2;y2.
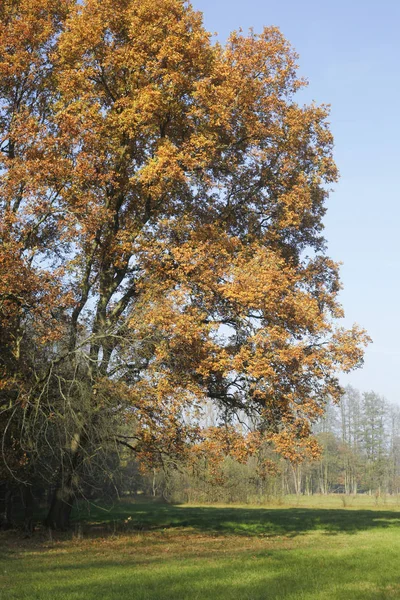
2;500;400;599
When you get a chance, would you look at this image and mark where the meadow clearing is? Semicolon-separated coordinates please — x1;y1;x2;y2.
1;496;400;600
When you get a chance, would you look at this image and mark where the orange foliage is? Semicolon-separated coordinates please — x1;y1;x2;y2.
0;0;370;479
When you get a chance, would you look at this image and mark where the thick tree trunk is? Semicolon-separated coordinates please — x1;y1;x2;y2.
45;484;75;530
1;486;14;529
45;431;84;529
22;485;35;535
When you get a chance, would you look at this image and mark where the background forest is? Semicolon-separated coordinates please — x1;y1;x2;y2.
116;385;400;503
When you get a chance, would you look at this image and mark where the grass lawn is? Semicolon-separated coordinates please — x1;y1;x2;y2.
1;497;400;599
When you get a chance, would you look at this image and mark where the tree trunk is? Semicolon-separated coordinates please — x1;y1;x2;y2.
45;484;75;530
1;485;14;529
22;485;35;535
152;468;157;497
45;431;84;529
291;463;302;495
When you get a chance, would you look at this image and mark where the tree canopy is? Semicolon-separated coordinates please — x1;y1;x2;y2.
0;0;369;528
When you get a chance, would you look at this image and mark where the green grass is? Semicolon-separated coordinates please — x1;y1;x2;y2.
2;497;400;599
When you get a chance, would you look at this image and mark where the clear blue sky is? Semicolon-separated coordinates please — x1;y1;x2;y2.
193;0;400;403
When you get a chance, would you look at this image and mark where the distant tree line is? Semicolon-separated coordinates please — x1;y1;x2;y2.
310;386;400;496
133;386;400;503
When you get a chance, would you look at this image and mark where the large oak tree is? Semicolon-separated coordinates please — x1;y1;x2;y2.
0;0;368;528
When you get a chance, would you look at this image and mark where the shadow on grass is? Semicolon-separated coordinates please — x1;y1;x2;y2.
4;502;400;599
9;545;400;600
71;501;400;538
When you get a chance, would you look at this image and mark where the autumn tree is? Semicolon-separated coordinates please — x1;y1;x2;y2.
0;0;369;528
0;0;73;528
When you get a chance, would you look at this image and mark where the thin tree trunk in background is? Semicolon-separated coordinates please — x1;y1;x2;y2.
152;468;157;497
291;463;302;495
